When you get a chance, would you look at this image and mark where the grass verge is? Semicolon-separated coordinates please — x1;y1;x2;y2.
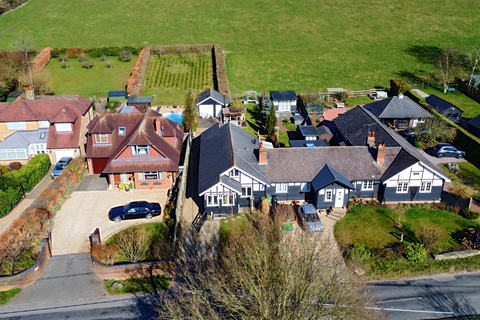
0;288;21;305
422;87;480;119
104;275;170;295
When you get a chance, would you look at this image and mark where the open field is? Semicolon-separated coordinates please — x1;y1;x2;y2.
422;87;480;119
45;57;136;99
143;53;214;105
1;0;479;95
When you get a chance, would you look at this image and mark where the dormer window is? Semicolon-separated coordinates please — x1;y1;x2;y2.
55;123;72;132
95;134;109;144
39;121;49;128
119;127;126;136
132;145;149;156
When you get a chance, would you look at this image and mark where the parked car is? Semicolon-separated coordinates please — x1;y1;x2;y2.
400;129;415;137
108;201;161;223
297;204;323;232
432;143;465;159
50;157;73;179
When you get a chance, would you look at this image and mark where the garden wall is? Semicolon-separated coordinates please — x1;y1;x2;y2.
406;89;480;170
0;238;51;291
32;47;52;72
92;258;174;281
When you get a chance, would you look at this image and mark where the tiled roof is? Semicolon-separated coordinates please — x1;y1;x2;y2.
51;105;78;123
270;91;298;101
426;95;463;113
363;95;433;119
311;164;354;191
0;128;48;149
87;109;184;174
197;89;225;105
469;114;480;130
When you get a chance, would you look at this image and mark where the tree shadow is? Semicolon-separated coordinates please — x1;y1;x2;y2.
416;285;477;317
405;45;444;65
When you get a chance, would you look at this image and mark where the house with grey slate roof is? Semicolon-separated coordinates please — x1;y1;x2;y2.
0;128;48;163
468;114;480;138
425;95;463;122
270;91;298;116
363;93;432;129
193;115;449;215
197;89;227;118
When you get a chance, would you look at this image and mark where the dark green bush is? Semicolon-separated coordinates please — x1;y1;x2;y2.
461;209;480;220
390;78;411;96
0;187;23;217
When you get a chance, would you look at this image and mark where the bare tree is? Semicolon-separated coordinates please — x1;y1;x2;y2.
1;239;32;275
157;212;384;320
78;53;89;63
58;54;68;64
113;227;149;263
436;48;464;93
466;43;480;93
101;54;107;63
17;68;53;95
119;48;132;62
81;58;94;70
12;36;33;59
61;61;70;70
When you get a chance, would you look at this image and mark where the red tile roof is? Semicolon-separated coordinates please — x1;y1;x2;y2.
51;105;78;123
86;109;184;174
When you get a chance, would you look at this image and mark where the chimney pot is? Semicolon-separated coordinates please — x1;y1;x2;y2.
367;131;375;147
25;86;35;100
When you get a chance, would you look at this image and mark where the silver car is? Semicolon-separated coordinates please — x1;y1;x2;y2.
298;204;323;232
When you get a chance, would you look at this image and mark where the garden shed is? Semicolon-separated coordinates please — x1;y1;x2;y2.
108;91;127;102
127;96;153;113
426;95;463;122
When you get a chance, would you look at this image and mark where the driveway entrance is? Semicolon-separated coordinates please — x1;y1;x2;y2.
75;174;108;191
52;189;167;255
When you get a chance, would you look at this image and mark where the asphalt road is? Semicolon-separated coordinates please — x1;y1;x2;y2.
374;272;480;319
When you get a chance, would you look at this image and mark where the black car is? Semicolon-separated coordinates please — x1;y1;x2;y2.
432;143;465;159
108;201;161;223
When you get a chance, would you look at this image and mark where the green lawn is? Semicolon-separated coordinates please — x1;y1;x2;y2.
0;0;479;95
0;288;21;305
243;103;262;137
143;53;214;105
458;162;480;192
335;205;480;279
45;57;136;100
422;87;480;119
104;275;170;295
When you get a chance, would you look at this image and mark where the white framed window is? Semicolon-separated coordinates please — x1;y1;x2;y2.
325;190;333;202
55;123;72;132
118;127;126;136
420;182;432;193
362;181;374;191
39;120;49;128
229;168;239;177
0;149;27;160
301;183;310;192
206;195;219;207
7;121;26;130
139;172;163;181
95;134;109;144
396;183;409;193
132;145;149;155
222;194;235;205
242;187;252;197
276;183;288;193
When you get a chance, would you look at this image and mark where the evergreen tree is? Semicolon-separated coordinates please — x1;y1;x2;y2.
182;91;198;132
265;104;277;135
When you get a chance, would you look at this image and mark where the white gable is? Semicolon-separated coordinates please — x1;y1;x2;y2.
384;162;450;188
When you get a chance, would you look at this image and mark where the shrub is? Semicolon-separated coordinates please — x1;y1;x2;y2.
112;228;149;263
349;245;372;261
461;209;480;220
119;48;132;62
8;162;22;171
390;79;411;96
91;244;119;265
64;48;84;58
418;224;440;252
404;242;427;262
0;165;9;174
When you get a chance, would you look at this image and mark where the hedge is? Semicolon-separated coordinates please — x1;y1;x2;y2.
390;78;411;96
50;46;143;59
150;44;212;55
4;154;51;191
406;89;480;169
213;44;230;97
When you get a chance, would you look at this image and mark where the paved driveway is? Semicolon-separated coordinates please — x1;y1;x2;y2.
75;174;108;191
52;189;167;255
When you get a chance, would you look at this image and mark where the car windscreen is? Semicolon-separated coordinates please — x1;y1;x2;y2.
54;164;66;170
305;213;318;222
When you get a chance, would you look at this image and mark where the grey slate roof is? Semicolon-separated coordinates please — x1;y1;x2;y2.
299;126;318;137
197;89;225;106
127;96;153;103
317;125;332;136
108;91;127;97
0;129;48;149
311;164;355;191
426;95;463;113
220;175;242;193
469;114;480;130
289;140;329;147
363;95;433;119
270;91;298;101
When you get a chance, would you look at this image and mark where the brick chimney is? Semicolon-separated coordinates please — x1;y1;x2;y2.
258;142;267;165
25;86;35;100
377;143;386;164
155;117;162;136
367;131;375;147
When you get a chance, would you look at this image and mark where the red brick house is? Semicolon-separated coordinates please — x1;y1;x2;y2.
85;109;184;189
0;91;94;164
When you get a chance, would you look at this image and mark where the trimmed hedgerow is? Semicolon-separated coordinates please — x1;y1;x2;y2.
390;78;411;96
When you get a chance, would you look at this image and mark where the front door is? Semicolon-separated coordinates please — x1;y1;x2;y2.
335;189;344;207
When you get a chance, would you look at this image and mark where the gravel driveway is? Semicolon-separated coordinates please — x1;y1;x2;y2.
52;189;167;255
